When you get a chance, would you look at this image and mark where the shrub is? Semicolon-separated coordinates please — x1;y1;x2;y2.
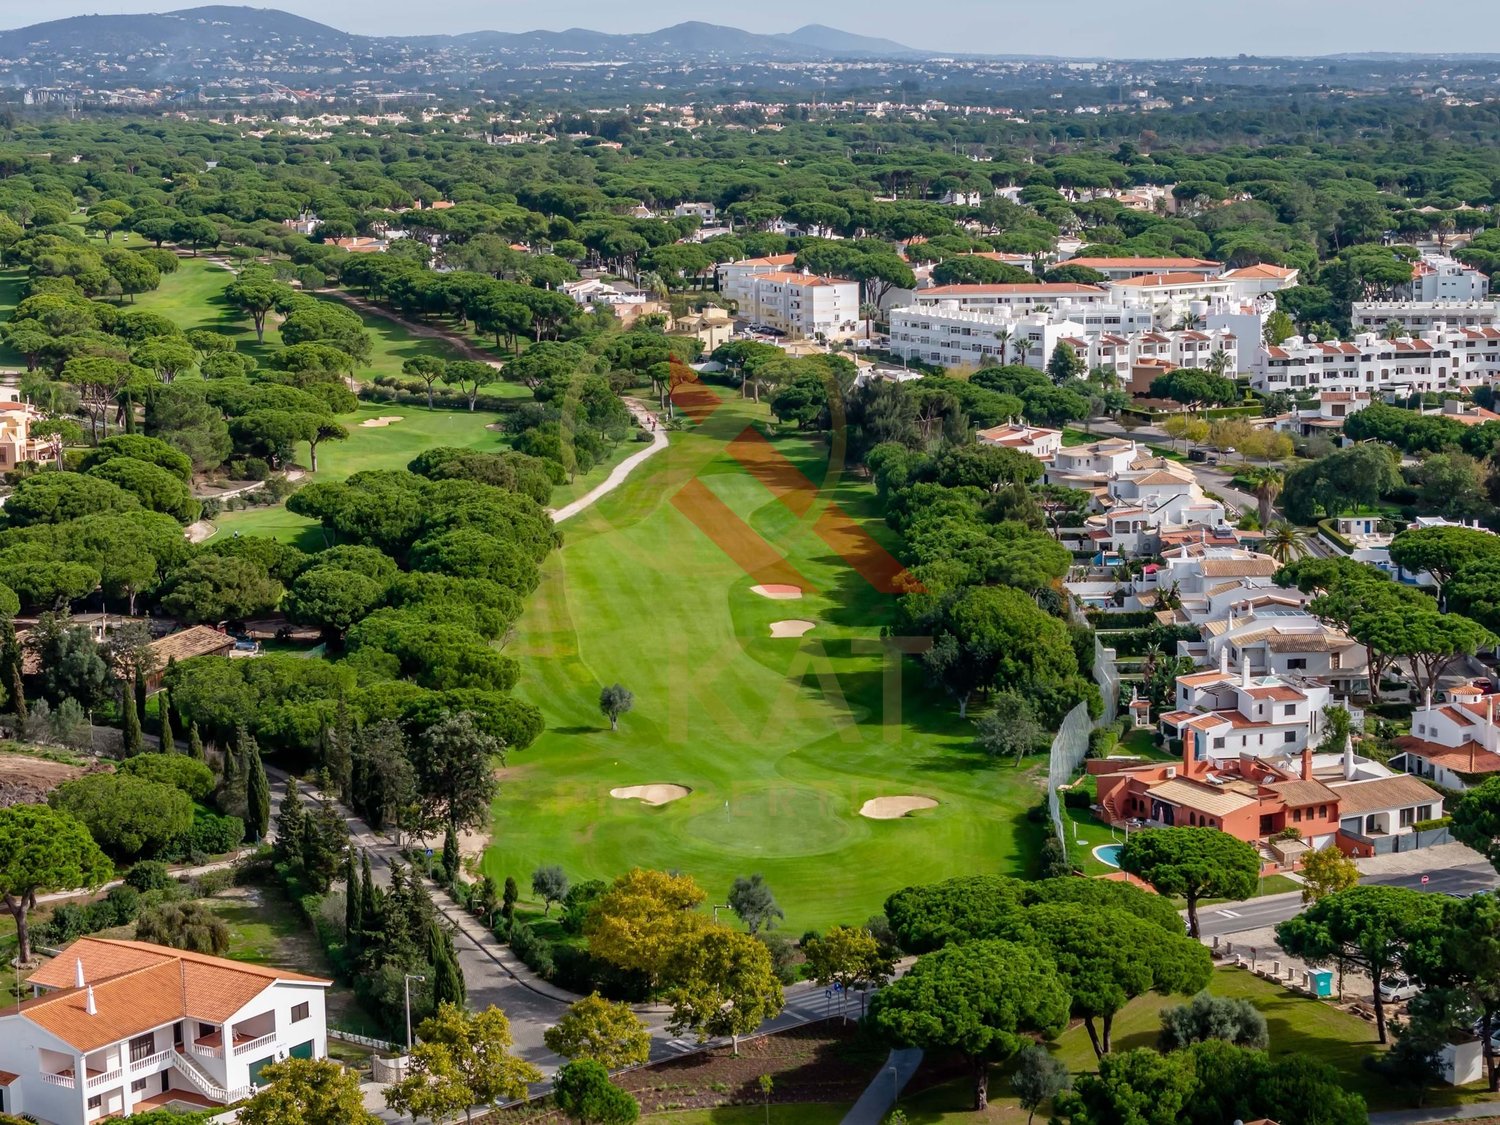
508;921;555;979
125;859;175;893
119;754;216;800
561;879;608;935
1413;815;1452;833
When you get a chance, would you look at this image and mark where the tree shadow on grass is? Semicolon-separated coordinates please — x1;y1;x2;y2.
550;724;608;735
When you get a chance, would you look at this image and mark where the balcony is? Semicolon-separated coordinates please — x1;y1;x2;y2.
130;1049;174;1073
87;1068;123;1090
41;1071;76;1089
233;1032;279;1058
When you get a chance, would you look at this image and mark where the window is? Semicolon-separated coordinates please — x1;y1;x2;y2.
1287;658;1307;670
1284;731;1297;743
132;1079;148;1095
1213;737;1226;749
1283;703;1297;716
292;1002;310;1023
1400;806;1416;828
130;1033;155;1063
88;1096;102;1111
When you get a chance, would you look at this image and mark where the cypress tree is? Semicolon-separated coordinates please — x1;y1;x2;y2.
158;692;176;755
345;848;363;953
360;851;378;935
187;721;205;761
245;736;270;843
133;672;147;727
431;939;465;1009
441;821;460;886
274;779;305;866
121;691;144;757
502;876;519;923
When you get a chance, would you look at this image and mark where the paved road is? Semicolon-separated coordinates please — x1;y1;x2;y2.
1196;863;1500;938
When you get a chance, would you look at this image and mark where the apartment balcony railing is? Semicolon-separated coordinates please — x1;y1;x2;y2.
87;1068;123;1090
130;1049;174;1073
41;1071;75;1089
232;1031;279;1057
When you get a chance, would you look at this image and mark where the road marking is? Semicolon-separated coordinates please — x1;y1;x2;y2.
1216;909;1242;918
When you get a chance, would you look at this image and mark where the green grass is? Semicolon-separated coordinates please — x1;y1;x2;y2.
206;890;309;965
901;965;1479;1120
489;392;1049;931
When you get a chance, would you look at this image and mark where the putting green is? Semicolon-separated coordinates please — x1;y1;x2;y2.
488;390;1047;931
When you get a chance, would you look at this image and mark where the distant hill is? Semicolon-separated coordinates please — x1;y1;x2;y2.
0;6;920;64
776;24;922;58
0;5;358;56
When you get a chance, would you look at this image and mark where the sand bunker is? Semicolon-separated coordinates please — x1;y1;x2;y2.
610;784;691;806
359;415;404;428
769;619;816;638
859;795;939;820
751;584;803;600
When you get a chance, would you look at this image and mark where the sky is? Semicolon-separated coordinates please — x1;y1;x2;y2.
11;0;1500;57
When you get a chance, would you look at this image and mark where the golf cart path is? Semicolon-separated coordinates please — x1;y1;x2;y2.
320;290;670;523
549;399;668;523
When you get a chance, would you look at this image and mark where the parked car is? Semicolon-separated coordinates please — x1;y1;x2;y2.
1379;975;1421;1002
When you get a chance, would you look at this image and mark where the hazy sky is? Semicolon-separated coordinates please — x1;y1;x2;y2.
14;0;1500;57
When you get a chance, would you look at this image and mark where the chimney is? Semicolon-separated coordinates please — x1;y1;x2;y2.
1184;728;1196;772
1219;646;1229;675
1301;745;1313;782
1343;734;1356;781
1240;652;1251;689
74;959;84;989
85;986;96;1016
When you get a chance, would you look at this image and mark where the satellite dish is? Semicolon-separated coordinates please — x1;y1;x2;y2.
1307;334;1319;343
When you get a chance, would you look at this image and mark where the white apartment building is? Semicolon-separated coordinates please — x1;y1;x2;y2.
910;282;1110;314
739;272;860;340
673;201;717;223
1352;300;1500;334
1198;603;1368;696
888;304;1234;374
1065;256;1224;281
1162;657;1334;763
1218;263;1301;297
1045;436;1144;488
1400;254;1490;303
1059;327;1238;386
975;421;1062;461
0;938;329;1124
717;253;798;299
1252;330;1475;395
1108;272;1238;320
1395;684;1500;790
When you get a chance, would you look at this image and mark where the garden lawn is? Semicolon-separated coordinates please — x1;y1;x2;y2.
899;964;1476;1120
493;390;1050;932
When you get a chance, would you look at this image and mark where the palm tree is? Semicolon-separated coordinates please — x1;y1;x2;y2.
638;271;669;301
859;302;880;340
1205;347;1232;377
1383;319;1405;342
994;327;1013;365
1244;467;1284;529
1264;520;1307;563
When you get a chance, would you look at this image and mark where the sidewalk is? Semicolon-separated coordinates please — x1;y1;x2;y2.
841;1048;922;1125
1370;1099;1500;1125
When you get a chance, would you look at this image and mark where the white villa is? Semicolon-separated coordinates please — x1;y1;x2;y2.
0;938;329;1124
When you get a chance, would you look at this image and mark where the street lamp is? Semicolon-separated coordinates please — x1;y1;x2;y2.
403;973;426;1053
888;1065;899;1105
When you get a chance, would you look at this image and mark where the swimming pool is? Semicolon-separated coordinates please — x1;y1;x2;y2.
1094;843;1123;868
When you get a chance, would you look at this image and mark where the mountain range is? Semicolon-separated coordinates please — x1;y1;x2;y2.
0;5;925;62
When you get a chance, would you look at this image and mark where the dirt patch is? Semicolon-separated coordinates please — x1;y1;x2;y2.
859;795;939;820
750;583;803;600
769;619;816;638
609;784;691;806
0;750;88;807
358;415;404;428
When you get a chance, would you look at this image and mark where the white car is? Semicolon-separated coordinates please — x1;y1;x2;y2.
1379;976;1421;1003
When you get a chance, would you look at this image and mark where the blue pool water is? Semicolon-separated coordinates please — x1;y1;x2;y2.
1094;843;1123;868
